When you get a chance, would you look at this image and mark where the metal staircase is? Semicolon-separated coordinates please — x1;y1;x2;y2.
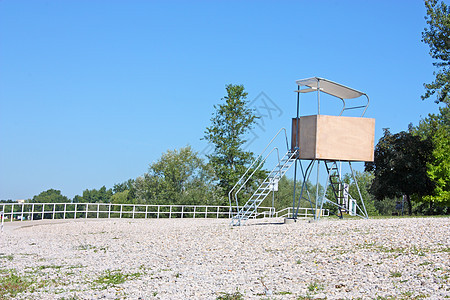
323;160;362;218
231;149;298;226
324;160;346;218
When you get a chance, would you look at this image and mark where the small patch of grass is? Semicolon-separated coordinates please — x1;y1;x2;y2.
217;289;244;300
38;265;63;270
277;291;292;295
0;271;32;298
67;264;85;269
411;246;426;256
296;259;302;264
93;269;141;288
93;246;108;253
297;295;326;300
59;296;81;300
399;292;429;299
0;254;14;261
400;279;409;283
377;246;405;254
75;244;96;251
307;280;324;292
375;296;396;300
159;268;172;272
390;271;402;278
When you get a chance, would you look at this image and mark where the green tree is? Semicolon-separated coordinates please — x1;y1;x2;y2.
365;129;435;215
204;84;264;203
134;146;220;205
31;189;70;203
111;190;132;204
29;189;70;219
422;0;450;104
112;179;136;203
73;186;113;203
113;179;135;193
414;106;450;207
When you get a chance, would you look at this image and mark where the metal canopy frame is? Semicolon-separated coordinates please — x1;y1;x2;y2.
294;77;370;117
291;77;370;221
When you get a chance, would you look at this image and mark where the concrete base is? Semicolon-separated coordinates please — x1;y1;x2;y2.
284;218;296;224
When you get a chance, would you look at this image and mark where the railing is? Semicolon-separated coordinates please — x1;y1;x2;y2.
257;207;329;219
0;203;328;224
228;128;290;210
0;203;276;222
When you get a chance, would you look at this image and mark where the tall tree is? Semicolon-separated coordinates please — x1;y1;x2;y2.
422;0;450;104
204;84;263;202
112;179;136;204
365;129;435;215
73;186;113;203
31;189;70;203
414;106;450;206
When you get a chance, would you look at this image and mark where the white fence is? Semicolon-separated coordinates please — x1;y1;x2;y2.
0;203;328;223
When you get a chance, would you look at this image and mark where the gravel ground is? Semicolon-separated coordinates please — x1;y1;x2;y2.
0;217;449;299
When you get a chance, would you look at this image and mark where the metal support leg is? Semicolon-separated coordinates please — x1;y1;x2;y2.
349;162;368;219
294;160;315;219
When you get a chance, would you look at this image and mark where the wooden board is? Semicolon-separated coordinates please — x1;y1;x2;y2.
291;115;375;162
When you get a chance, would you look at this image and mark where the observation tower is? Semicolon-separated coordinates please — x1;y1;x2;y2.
229;77;375;226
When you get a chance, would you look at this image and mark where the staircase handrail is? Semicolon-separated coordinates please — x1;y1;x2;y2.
228;128;290;208
231;147;280;209
232;149;298;224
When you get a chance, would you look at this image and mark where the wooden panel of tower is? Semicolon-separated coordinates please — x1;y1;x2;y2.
291;115;375;162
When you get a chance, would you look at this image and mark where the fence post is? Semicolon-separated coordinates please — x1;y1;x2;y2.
63;203;67;219
41;204;44;220
157;206;160;219
145;205;148;219
108;203;111;219
181;206;184;219
85;204;88;219
204;206;207;218
74;204;77;219
193;206;196;218
216;206;219;218
20;203;24;221
31;203;35;221
169;206;172;218
52;204;56;219
132;205;135;219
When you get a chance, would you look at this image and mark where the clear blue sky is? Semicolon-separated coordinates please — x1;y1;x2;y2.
0;0;444;200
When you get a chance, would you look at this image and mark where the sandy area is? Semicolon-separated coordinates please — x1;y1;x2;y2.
1;217;449;299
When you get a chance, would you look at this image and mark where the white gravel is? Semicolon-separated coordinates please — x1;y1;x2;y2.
1;217;449;299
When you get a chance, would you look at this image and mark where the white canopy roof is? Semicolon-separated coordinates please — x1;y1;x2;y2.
295;77;365;100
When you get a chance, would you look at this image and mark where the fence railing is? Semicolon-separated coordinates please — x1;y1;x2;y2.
0;203;275;222
0;203;328;223
255;206;329;219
